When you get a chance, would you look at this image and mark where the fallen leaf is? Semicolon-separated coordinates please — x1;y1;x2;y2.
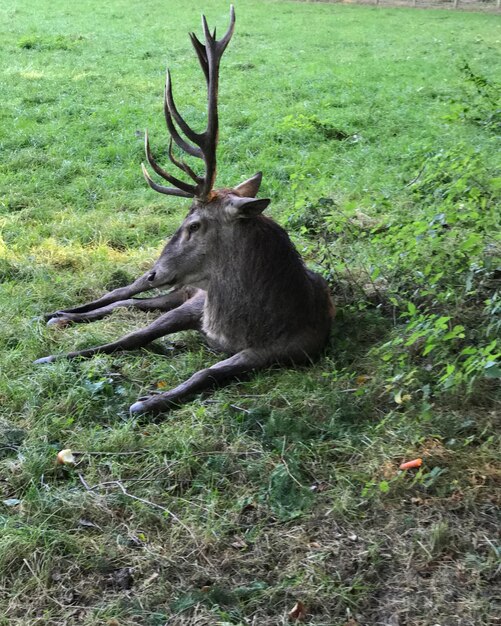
78;518;101;530
288;600;307;622
3;498;21;507
355;375;370;386
309;481;328;492
156;381;168;389
230;537;247;550
394;391;412;405
142;572;159;587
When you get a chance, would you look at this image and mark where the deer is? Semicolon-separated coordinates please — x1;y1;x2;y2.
36;6;335;415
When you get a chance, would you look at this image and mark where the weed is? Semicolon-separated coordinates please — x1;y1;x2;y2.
17;34;84;51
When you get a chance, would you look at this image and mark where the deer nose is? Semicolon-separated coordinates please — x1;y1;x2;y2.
147;271;156;282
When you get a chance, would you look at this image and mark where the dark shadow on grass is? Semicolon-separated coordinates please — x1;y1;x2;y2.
328;305;393;369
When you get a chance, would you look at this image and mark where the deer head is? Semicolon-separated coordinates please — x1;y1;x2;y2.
142;5;271;292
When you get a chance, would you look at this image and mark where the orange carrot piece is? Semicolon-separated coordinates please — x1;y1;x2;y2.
399;458;423;470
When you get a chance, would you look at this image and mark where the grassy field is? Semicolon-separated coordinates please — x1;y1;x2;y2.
0;0;500;624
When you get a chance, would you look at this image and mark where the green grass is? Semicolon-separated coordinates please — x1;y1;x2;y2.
0;0;500;624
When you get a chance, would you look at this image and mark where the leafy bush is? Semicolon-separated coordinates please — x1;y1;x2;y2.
292;143;500;396
447;61;501;133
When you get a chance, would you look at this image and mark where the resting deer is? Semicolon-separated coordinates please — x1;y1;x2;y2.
37;6;335;414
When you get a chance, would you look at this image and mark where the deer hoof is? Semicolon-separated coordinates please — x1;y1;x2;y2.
130;395;177;414
129;400;147;414
34;355;57;364
47;316;71;328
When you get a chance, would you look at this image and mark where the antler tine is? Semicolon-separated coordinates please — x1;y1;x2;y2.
201;14;215;47
144;131;197;195
195;5;236;197
216;4;235;55
141;163;193;198
168;139;203;185
189;33;209;84
163;84;203;160
165;70;204;146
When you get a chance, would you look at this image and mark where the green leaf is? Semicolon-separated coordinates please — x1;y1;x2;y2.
484;364;501;378
378;481;390;493
423;343;436;356
459;233;481;252
443;326;465;340
460;347;477;356
405;330;426;347
434;316;450;329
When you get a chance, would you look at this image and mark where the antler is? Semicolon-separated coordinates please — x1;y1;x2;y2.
142;5;236;200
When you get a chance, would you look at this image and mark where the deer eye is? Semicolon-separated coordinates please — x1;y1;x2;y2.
189;222;200;233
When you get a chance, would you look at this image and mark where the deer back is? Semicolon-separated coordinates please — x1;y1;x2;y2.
202;213;333;356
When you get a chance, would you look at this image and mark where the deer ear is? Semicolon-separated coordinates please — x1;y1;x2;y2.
233;172;263;198
228;196;271;219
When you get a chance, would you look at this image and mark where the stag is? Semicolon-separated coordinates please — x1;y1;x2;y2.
37;6;335;414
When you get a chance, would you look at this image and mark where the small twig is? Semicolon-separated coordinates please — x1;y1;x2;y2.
404;159;428;188
23;558;39;581
72;450;145;457
229;404;252;414
78;472;168;492
112;480;197;541
170;494;224;520
79;473;196;541
417;540;434;560
78;473;93;491
188;449;263;459
280;456;304;489
238;394;269;398
278;392;292;408
82;477;175;490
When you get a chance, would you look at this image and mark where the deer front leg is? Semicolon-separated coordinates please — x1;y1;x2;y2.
46;287;199;326
129;349;269;414
44;271;158;321
35;292;205;364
